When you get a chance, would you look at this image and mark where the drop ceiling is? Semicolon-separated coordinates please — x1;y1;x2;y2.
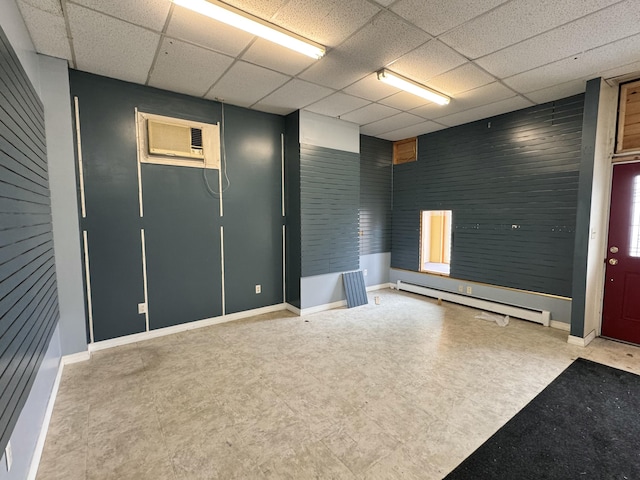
17;0;640;140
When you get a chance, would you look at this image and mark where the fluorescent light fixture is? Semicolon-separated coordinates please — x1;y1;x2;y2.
377;69;450;105
173;0;326;59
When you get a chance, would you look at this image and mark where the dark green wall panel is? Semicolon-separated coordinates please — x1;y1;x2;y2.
69;70;286;338
360;135;392;255
392;95;584;297
300;144;360;276
0;26;58;454
284;112;301;308
222;105;285;314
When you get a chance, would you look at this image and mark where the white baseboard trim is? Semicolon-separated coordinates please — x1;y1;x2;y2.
366;283;393;292
89;303;287;352
550;320;570;332
62;351;91;365
300;300;347;316
27;359;64;480
567;329;597;347
285;303;301;315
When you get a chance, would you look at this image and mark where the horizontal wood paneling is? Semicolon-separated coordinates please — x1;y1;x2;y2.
300;144;359;276
360;135;392;255
392;95;584;297
0;26;58;453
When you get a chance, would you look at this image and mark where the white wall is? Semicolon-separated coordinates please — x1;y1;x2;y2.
300;110;360;154
40;54;88;355
0;6;63;479
583;80;618;337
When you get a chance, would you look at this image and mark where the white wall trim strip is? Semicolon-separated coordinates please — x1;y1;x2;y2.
220;225;226;316
89;303;287;352
73;97;86;218
300;300;347;316
140;229;150;332
567;330;597;347
62;351;91;364
281;132;285;216
550;320;571;332
396;280;551;326
82;231;95;343
285;303;301;315
26;360;63;480
134;107;144;218
366;283;394;292
282;225;286;303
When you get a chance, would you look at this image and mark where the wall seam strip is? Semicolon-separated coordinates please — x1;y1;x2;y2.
82;230;95;344
140;229;150;332
73;97;86;218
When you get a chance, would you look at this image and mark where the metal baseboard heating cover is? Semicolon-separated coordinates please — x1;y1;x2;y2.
396;281;550;326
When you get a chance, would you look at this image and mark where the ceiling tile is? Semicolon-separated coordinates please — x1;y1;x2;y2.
387;40;467;82
339;103;400;125
379;91;429;110
391;0;509;36
378;121;445;141
271;0;380;47
504;33;640;93
600;60;640;81
206;61;290;108
411;82;516;119
525;79;587;104
425;63;496;96
18;0;62;15
342;74;399;101
218;0;288;20
476;0;640;78
17;1;71;60
253;79;334;115
241;38;317;76
166;5;255;56
296;51;375;90
305;93;370;118
436;97;533;127
439;0;620;59
69;0;171;31
68;4;160;84
360;112;425;136
149;38;233;97
299;11;429;89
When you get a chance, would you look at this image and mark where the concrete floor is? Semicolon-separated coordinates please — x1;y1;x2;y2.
36;289;640;479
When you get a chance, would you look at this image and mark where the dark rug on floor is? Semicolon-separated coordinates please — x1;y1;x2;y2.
444;357;640;480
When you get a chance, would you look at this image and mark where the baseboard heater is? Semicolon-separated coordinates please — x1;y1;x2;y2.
395;281;550;327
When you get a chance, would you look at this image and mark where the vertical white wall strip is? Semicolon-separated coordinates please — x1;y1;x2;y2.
82;231;95;343
282;225;286;302
134;108;144;217
281;133;285;216
220;226;226;315
218;163;223;217
140;229;150;332
74;97;87;218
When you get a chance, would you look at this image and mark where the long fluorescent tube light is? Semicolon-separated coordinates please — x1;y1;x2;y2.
377;69;450;105
173;0;326;59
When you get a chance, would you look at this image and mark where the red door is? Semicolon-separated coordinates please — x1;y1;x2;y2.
602;162;640;344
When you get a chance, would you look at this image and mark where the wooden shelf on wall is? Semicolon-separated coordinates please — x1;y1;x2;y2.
393;137;417;165
616;79;640;154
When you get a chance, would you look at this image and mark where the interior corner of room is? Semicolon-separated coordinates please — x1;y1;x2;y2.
2;0;640;478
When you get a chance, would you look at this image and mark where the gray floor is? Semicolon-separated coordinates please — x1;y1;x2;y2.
36;289;640;479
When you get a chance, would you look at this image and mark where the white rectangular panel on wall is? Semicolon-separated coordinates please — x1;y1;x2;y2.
300;110;359;154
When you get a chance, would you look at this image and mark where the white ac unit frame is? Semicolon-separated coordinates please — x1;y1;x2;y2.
136;111;220;170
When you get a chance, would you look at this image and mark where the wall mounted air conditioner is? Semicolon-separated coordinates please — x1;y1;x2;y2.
137;111;220;169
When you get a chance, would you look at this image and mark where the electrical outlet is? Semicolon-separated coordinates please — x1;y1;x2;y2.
363;269;368;276
5;441;12;472
138;303;147;314
255;285;261;294
458;285;464;293
466;286;472;294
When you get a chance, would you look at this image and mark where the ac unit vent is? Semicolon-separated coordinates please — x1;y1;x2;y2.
137;112;220;170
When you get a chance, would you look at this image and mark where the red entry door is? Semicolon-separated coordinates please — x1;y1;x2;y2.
602;162;640;345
